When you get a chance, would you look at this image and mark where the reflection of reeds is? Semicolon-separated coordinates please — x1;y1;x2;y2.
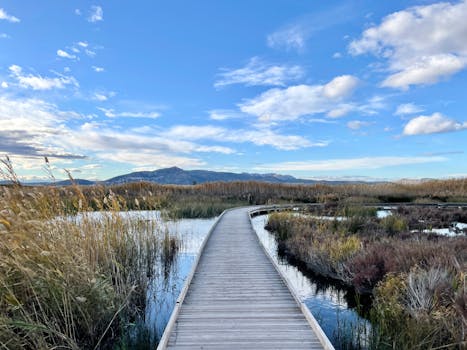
0;159;180;349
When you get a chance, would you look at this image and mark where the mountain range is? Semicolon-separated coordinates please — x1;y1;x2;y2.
52;167;321;186
1;167;380;186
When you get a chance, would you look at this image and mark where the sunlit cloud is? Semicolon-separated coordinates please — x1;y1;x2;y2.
403;113;467;135
350;0;467;89
240;75;359;122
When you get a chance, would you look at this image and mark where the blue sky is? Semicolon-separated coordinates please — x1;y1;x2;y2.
0;0;466;181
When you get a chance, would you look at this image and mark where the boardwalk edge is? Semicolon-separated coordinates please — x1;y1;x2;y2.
156;208;231;350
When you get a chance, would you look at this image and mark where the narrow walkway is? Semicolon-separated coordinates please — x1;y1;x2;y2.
159;207;332;349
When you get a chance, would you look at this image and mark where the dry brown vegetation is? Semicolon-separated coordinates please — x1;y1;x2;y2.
14;177;465;219
266;206;467;349
0;171;178;348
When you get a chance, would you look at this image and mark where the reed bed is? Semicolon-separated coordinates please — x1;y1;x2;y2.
0;169;179;349
266;206;467;349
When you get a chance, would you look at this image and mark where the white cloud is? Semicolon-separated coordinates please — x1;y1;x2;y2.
382;54;465;89
395;103;424;116
77;41;88;48
94;94;108;102
240;75;359;122
347;120;372;130
92;91;115;101
75;9;82;16
332;52;342;59
57;49;77;60
98;107;160;119
322;75;359;99
0;97;238;172
92;66;104;72
349;0;467;89
256;156;446;172
0;96;85;160
208;109;246;120
326;95;386;118
0;33;10;39
403;112;467;135
164;125;326;151
88;5;103;23
327;104;354;118
85;49;96;57
64;126;234;164
267;25;306;51
1;82;8;88
0;8;19;23
9;65;78;90
215;57;304;88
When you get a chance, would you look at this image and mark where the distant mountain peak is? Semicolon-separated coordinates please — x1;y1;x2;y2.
105;167;323;185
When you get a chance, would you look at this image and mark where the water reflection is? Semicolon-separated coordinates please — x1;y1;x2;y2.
123;212;217;348
251;214;371;349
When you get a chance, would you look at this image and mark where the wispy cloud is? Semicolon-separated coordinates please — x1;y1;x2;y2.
215;57;304;88
349;1;467;89
98;107;160;119
267;24;307;51
9;65;78;90
347;120;372;130
394;103;424;116
164;125;327;151
326;95;386;118
92;66;105;73
208;109;246;121
267;3;354;52
92;91;116;101
88;5;103;23
403;113;467;135
57;49;77;60
0;8;20;23
240;75;359;122
256;156;446;172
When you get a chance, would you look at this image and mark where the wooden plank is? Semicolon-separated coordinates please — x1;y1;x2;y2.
157;207;335;350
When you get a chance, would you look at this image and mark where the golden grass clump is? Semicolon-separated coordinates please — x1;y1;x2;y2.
0;160;178;349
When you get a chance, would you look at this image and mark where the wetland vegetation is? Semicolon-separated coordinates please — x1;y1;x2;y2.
266;205;467;349
1;158;466;349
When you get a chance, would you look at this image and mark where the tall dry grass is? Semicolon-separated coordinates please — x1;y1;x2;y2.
266;206;467;349
0;159;178;349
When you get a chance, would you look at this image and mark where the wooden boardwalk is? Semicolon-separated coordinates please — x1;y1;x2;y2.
158;207;334;350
